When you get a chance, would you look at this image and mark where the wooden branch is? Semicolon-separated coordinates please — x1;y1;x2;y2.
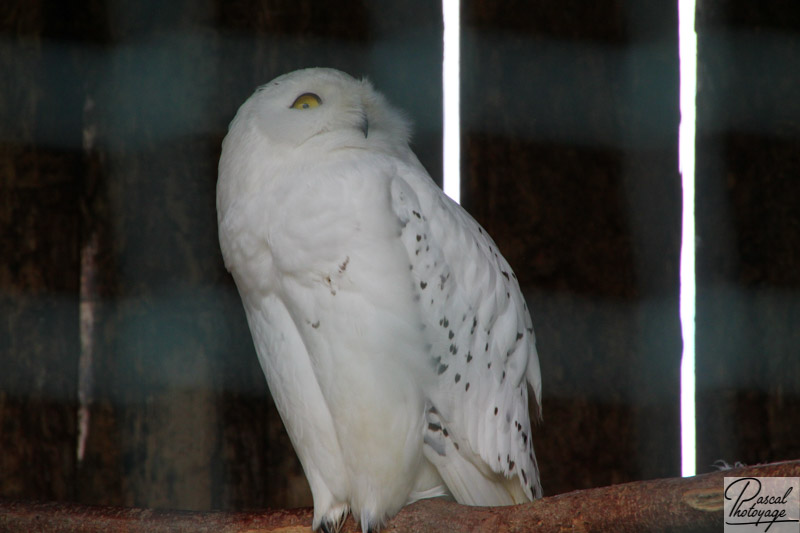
2;460;798;532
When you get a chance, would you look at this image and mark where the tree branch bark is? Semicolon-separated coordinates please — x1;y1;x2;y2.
2;459;798;532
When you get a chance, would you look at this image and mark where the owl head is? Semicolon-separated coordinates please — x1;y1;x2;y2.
224;68;411;154
217;68;415;249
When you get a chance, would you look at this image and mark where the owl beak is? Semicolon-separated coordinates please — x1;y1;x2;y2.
361;114;369;138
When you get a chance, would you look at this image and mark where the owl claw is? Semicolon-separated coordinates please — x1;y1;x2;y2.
318;518;340;533
317;504;349;533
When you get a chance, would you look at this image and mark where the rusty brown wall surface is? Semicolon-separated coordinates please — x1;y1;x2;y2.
1;0;798;516
695;0;800;470
0;0;81;503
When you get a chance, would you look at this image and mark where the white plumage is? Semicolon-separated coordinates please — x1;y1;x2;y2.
217;67;542;533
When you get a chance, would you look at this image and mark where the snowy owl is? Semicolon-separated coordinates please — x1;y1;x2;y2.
217;67;543;533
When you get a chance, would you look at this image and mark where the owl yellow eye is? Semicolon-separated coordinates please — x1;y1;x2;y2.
290;93;322;110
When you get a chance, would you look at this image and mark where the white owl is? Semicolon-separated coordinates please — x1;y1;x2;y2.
217;68;542;533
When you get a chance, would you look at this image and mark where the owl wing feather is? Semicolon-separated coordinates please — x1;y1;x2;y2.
390;152;543;504
239;293;351;530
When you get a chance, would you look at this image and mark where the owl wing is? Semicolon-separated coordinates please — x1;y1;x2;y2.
237;292;351;530
390;153;543;504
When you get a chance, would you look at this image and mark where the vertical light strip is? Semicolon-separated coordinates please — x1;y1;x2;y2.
679;0;698;478
442;0;461;203
77;232;98;463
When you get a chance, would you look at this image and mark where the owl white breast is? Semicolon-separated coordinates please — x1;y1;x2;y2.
217;67;542;533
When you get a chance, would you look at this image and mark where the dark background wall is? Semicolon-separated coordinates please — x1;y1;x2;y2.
0;0;797;512
694;0;800;474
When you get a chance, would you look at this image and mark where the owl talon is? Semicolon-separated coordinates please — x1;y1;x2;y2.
318;518;341;533
316;503;349;533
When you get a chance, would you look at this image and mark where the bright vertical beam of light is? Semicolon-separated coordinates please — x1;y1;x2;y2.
442;0;460;203
679;0;698;478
